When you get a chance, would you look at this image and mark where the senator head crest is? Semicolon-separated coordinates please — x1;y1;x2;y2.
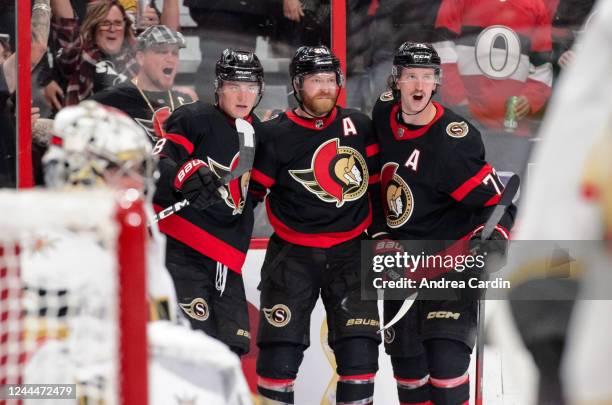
289;138;368;207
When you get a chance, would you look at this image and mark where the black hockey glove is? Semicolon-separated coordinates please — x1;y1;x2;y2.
173;159;222;210
469;228;509;275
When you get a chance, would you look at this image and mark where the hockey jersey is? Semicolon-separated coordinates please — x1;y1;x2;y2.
153;102;259;273
250;107;384;247
90;81;193;143
433;0;553;134
372;94;516;240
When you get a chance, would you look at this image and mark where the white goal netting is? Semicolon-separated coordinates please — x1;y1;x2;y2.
0;189;147;405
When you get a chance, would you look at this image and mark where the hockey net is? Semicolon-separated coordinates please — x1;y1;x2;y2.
0;189;147;405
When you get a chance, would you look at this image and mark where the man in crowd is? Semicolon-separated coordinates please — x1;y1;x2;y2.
91;25;193;142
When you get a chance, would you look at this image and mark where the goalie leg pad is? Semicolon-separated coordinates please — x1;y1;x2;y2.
425;338;471;405
391;353;430;405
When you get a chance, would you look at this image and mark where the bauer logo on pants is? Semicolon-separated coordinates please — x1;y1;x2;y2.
263;304;292;327
179;297;209;321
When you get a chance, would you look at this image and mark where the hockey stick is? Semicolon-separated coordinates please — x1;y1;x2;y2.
153;118;256;223
475;174;519;405
377;291;418;333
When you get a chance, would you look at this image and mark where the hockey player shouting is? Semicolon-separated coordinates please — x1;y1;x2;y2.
250;45;386;405
152;49;264;356
372;42;516;405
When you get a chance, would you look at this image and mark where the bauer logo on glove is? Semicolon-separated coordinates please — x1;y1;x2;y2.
174;159;222;210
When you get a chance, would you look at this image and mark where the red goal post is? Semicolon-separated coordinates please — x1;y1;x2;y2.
0;189;148;405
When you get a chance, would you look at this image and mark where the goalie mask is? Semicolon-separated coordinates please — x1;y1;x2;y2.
43;101;156;194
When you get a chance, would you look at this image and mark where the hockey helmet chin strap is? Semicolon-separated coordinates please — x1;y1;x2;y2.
400;92;435;117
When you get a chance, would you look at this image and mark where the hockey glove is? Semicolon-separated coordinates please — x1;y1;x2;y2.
469;227;509;275
174;159;222;210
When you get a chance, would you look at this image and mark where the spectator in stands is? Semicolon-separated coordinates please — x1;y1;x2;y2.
49;0;139;105
268;0;331;58
549;0;596;79
1;0;51;187
346;0;444;112
40;0;179;115
184;0;267;102
90;25;193;142
433;0;553;178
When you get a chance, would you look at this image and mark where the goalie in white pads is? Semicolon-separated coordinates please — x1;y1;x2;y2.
21;100;251;404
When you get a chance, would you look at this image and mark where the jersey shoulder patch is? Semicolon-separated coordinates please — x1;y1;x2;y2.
379;91;394;102
445;121;469;138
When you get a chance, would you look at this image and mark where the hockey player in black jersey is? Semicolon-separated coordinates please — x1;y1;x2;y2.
250;45;386;405
372;42;517;405
152;48;264;356
90;25;193;142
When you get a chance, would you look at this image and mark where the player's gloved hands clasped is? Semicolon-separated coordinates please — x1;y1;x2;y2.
174;159;222;210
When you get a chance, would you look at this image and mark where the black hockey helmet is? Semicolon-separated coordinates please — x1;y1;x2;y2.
215;48;264;87
214;48;265;112
393;42;441;71
290;45;343;85
390;42;441;98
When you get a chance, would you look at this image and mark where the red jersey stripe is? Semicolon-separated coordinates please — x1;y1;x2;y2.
165;132;195;155
252;168;275;188
450;163;493;201
266;199;371;248
153;204;246;273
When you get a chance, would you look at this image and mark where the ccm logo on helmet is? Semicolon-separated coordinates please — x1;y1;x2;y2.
174;159;207;188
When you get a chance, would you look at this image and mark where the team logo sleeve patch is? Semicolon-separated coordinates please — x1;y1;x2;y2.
379;91;394;102
446;121;469;138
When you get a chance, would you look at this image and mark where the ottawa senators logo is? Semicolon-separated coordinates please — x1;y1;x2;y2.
135;106;172;142
207;153;250;215
384;327;395;344
289;138;368;207
263;304;291;327
446;121;469;138
381;162;414;228
179;298;209;321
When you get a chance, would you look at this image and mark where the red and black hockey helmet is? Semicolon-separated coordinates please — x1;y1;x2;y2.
215;48;264;86
289;45;344;86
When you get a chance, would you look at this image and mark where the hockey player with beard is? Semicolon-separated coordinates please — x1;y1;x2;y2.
372;42;516;405
90;25;193;142
152;48;264;357
250;45;386;405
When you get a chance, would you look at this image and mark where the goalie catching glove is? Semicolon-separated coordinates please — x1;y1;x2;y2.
173;159;222;210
